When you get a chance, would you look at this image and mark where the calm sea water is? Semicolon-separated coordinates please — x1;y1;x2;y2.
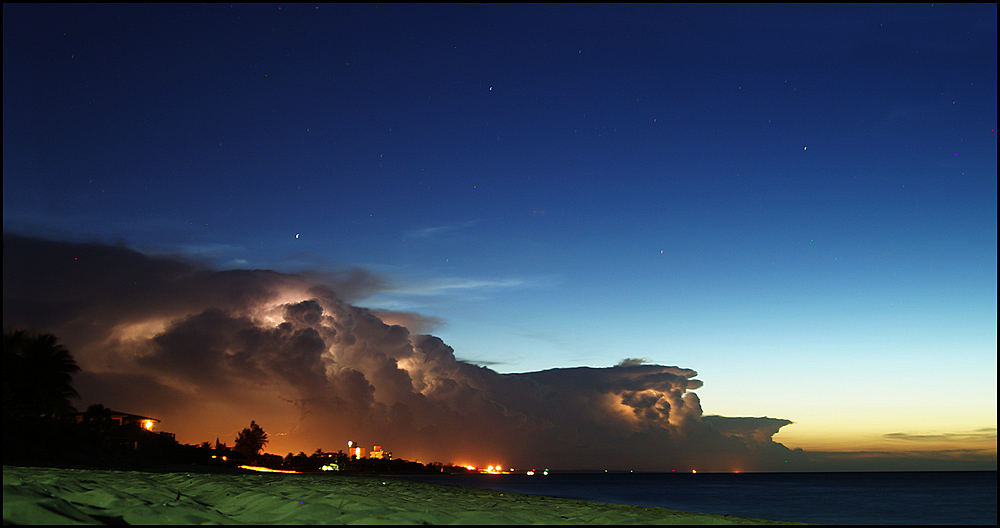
396;471;997;525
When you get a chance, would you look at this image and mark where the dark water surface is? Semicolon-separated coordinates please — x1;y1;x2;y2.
396;471;997;524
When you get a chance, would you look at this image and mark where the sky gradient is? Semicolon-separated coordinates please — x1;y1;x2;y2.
4;4;996;471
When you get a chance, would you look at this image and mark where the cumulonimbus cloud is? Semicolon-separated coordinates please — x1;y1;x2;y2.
3;233;807;471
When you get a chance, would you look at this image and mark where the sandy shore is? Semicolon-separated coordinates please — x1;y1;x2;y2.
3;466;803;524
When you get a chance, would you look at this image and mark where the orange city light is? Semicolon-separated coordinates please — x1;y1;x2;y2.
238;465;301;474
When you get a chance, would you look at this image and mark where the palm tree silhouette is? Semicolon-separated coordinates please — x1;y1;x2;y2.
3;329;81;422
234;420;268;460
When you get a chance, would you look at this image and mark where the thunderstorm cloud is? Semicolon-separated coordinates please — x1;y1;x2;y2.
3;234;806;471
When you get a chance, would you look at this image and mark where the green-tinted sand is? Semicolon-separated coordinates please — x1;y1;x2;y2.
3;466;806;524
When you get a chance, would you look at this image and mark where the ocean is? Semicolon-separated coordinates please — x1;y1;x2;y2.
396;471;997;525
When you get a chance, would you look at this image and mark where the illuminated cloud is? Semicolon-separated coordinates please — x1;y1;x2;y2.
3;233;806;471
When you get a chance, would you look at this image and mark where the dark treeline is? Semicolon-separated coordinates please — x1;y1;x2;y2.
2;328;464;475
3;328;224;469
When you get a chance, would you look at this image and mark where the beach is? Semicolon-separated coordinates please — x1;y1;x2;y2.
3;466;802;524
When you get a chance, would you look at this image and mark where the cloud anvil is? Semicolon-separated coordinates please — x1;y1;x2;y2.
3;234;804;471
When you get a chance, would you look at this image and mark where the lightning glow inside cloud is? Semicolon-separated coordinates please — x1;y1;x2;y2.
4;234;805;471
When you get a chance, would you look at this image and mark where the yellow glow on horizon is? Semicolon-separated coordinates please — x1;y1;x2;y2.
710;364;997;458
463;464;509;474
772;419;997;456
238;465;301;474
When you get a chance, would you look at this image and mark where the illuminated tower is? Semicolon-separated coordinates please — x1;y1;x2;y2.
347;440;365;459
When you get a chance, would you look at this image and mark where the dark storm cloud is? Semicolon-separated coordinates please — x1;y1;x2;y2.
3;233;806;471
702;416;794;443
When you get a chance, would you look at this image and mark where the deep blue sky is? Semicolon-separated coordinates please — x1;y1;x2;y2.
4;3;996;457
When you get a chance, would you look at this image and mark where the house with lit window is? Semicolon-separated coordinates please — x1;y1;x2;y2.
74;407;174;451
75;409;160;431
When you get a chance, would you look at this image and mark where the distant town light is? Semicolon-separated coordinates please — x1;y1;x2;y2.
239;465;300;474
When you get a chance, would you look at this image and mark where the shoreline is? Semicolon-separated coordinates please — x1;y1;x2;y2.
3;465;805;524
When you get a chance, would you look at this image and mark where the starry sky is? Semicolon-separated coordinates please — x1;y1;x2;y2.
3;4;996;470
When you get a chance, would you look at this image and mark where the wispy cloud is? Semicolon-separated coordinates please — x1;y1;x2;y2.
406;220;478;239
389;277;526;296
360;276;529;311
360;273;560;313
805;447;997;471
796;428;999;470
882;428;997;443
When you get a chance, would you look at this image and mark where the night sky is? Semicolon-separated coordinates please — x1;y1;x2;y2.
4;4;996;471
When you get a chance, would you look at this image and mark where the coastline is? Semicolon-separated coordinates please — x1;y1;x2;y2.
3;465;804;524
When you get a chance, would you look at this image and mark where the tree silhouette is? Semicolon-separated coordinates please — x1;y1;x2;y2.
81;403;114;432
234;420;268;459
3;329;81;422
